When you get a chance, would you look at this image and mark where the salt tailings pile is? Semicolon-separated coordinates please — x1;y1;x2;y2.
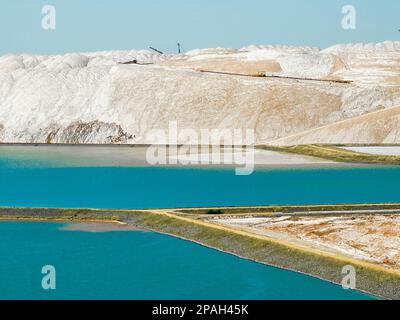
0;41;399;145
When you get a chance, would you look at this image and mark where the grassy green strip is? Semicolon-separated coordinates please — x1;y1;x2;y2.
179;203;400;215
0;207;122;221
258;144;400;165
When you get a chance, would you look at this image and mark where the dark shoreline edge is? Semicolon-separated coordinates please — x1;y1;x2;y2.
1;207;399;300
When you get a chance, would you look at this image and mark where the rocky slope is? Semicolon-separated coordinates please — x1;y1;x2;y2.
0;41;399;145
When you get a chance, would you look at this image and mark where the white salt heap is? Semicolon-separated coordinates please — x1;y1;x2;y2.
0;41;399;144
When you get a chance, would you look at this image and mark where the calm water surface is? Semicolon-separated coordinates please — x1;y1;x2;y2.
0;146;395;299
0;221;374;300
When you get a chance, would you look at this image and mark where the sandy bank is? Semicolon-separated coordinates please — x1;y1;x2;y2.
212;214;400;273
0;144;342;167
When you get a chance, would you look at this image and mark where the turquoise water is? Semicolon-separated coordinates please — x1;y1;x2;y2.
1;145;400;208
1;147;397;299
1;165;400;208
0;221;372;300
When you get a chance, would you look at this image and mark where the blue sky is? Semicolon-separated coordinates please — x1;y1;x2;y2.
0;0;399;55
